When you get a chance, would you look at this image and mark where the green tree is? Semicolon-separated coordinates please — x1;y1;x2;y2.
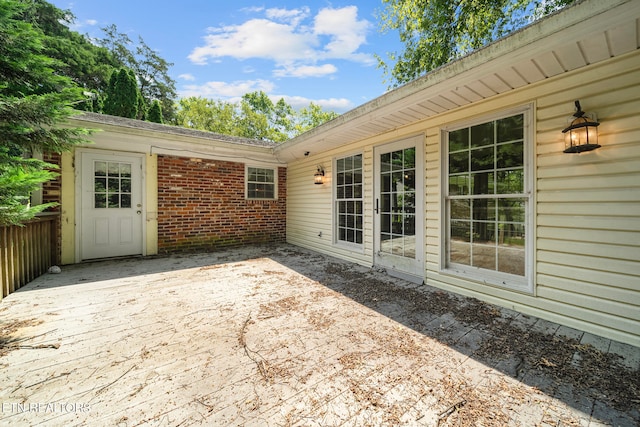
78;89;102;113
99;24;177;122
137;91;146;121
295;103;339;134
237;98;272;141
273;98;295;139
376;0;575;88
174;93;340;141
18;0;120;107
239;91;295;142
174;97;239;135
103;68;140;119
147;99;163;124
0;0;89;225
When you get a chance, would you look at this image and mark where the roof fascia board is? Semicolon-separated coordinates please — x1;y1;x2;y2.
68;117;286;167
70;112;275;148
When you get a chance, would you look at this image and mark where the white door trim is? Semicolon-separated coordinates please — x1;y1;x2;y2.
75;149;146;262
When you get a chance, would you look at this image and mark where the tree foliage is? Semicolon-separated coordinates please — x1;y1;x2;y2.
14;2;178;122
174;97;239;135
295;103;339;135
147;100;163;124
175;92;340;142
377;0;575;88
237;92;292;142
0;0;90;225
18;0;119;107
103;68;140;119
98;24;177;122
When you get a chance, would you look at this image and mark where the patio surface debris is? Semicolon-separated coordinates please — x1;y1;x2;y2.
0;244;638;426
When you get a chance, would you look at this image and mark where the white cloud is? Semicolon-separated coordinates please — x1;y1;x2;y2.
179;79;275;100
315;97;353;111
274;63;337;78
314;6;373;63
265;7;310;26
178;73;196;81
281;95;353;112
178;79;353;112
67;18;99;32
188;6;373;69
188;19;316;65
241;6;264;14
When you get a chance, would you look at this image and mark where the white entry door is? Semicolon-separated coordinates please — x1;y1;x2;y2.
80;151;143;260
374;136;424;282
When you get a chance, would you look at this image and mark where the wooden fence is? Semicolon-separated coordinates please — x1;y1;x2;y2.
1;214;58;300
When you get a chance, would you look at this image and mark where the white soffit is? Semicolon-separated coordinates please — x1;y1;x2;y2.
275;0;640;162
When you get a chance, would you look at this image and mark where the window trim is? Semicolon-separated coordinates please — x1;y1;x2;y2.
245;165;278;200
441;105;534;293
333;152;365;250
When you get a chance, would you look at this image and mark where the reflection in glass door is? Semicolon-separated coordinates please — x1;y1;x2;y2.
380;147;416;258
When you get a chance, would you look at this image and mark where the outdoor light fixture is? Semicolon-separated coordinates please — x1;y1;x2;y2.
314;166;325;185
562;100;600;153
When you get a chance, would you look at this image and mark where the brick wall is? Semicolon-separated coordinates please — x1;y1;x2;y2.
157;155;286;253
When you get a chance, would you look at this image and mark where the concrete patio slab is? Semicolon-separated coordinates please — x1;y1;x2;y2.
0;244;638;426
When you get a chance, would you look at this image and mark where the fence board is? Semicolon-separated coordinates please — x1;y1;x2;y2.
0;215;58;300
1;227;8;297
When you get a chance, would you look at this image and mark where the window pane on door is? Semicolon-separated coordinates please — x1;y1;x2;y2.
94;161;133;208
379;147;416;258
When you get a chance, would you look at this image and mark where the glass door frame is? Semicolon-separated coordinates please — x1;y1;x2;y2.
373;135;424;282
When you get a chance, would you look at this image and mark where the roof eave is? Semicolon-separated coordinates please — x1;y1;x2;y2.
274;0;637;162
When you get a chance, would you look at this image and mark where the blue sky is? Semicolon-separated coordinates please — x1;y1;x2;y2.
49;0;404;113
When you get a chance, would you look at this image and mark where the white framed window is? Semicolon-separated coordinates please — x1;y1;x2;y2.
246;166;277;200
443;106;533;292
335;154;363;246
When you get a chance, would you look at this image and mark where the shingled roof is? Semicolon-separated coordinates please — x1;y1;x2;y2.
73;111;279;149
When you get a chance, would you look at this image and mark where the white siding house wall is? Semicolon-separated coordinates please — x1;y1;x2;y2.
535;52;640;344
286;145;376;268
424;51;640;346
286;50;640;346
286;156;335;256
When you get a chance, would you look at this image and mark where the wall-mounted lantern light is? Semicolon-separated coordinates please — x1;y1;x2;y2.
562;100;600;153
314;166;325;185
